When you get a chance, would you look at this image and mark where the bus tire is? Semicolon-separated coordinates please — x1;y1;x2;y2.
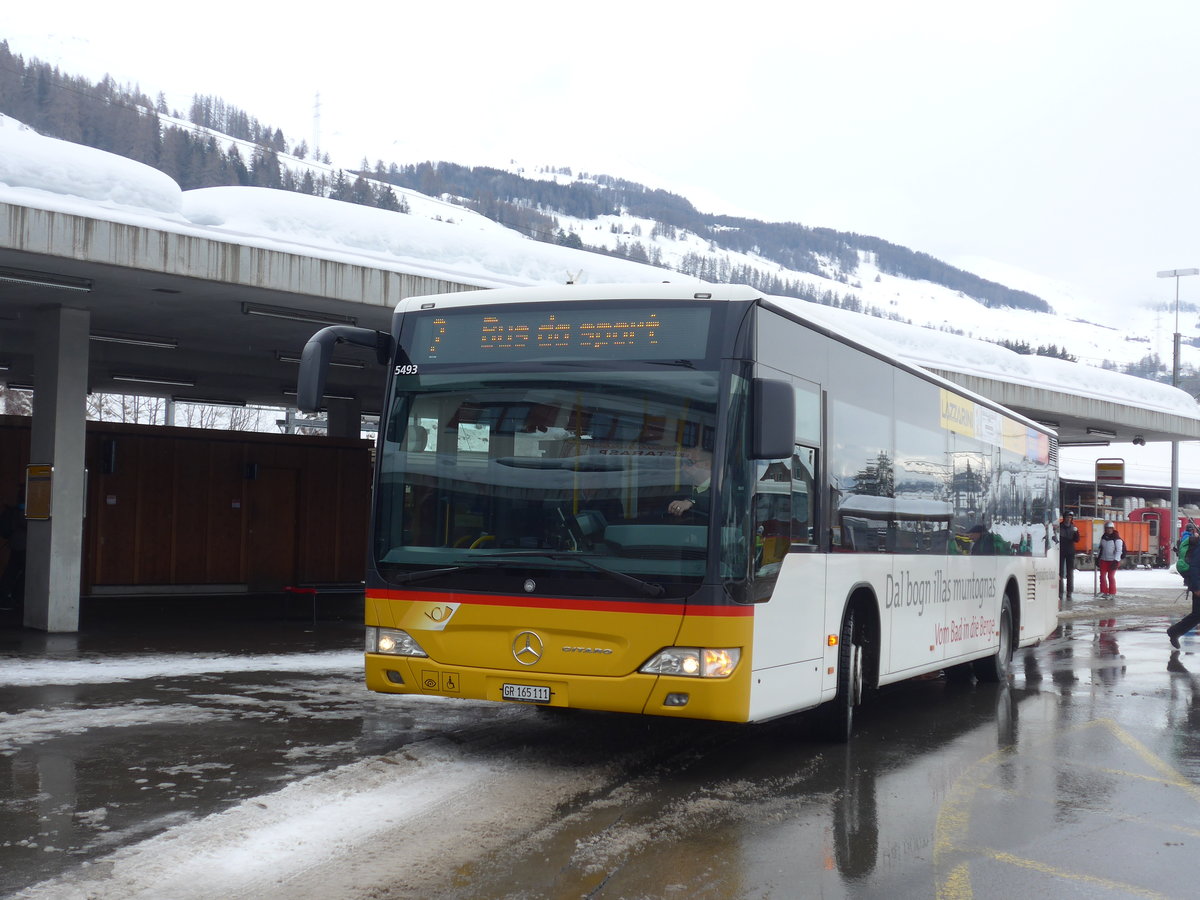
973;596;1013;683
821;607;864;742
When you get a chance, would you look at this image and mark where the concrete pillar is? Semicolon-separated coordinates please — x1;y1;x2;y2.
25;307;90;632
325;398;362;439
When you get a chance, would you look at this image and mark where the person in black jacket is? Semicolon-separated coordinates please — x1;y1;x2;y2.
1059;514;1080;597
1167;536;1200;648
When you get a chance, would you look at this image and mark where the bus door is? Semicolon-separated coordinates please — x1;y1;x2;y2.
750;445;825;671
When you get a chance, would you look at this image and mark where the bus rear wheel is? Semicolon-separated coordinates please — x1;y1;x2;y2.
973;596;1013;683
821;608;864;742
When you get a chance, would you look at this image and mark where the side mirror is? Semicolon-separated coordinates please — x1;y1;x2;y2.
296;326;393;412
751;378;794;459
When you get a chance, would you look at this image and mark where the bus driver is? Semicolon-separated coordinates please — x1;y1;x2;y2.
667;447;712;518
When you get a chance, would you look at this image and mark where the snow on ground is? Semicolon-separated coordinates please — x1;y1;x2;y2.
1104;567;1190;589
0;704;231;753
0;649;360;687
0;650;363;753
11;732;600;900
2;639;616;900
0;622;637;899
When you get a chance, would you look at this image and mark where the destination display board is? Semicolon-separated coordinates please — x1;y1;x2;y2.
409;305;713;363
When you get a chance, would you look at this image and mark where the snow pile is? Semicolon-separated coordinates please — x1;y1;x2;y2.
0;114;181;214
180;185;677;288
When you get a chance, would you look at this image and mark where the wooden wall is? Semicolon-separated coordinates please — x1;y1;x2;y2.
0;415;371;594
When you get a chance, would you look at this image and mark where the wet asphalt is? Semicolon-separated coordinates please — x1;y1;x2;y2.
3;581;1200;898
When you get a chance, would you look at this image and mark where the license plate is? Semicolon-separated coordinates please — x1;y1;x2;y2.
502;683;551;703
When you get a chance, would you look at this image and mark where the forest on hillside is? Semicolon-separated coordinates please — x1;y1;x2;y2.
379;162;1052;313
0;42;407;210
0;39;1050;317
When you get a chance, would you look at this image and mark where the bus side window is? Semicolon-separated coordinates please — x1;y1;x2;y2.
753;460;791;574
791;446;817;549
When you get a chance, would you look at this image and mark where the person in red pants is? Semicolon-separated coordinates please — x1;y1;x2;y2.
1096;522;1125;599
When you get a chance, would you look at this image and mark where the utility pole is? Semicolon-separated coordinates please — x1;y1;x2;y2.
1157;267;1199;554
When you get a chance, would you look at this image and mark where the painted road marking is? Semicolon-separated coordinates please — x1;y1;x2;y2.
934;718;1195;900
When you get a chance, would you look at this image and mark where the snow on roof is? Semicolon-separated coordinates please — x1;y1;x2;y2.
788;298;1199;420
0;113;676;289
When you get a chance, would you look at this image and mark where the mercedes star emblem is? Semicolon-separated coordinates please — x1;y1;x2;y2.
512;631;543;666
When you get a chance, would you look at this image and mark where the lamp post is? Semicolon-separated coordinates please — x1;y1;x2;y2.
1156;267;1199;552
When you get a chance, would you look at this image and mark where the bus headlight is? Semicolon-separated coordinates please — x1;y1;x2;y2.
639;647;741;678
366;626;428;657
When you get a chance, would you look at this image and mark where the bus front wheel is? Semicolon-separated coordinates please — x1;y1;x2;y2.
973;596;1013;683
821;608;864;742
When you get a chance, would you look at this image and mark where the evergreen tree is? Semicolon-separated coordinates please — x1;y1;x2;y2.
349;174;373;205
375;183;403;212
330;169;351;201
250;147;282;189
226;145;249;186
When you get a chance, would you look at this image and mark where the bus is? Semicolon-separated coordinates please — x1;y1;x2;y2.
297;283;1060;740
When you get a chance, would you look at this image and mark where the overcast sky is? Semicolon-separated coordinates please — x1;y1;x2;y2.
5;1;1200;312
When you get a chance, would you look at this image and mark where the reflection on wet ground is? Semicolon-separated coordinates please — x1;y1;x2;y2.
410;613;1200;900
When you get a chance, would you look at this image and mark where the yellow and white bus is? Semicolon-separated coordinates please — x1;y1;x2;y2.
298;283;1059;739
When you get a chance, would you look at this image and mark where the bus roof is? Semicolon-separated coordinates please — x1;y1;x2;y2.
392;282;761;317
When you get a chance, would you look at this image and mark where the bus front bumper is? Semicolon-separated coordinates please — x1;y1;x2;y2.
364;654;751;722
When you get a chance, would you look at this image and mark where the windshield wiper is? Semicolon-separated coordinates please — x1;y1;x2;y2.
390;565;472;585
390;559;519;584
488;551;665;598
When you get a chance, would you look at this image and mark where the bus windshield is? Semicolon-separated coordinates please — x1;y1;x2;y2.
374;367;721;599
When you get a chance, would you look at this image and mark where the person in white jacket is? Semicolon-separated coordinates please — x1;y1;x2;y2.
1096;522;1125;599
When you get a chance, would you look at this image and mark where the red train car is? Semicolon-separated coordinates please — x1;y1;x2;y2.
1129;507;1200;567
